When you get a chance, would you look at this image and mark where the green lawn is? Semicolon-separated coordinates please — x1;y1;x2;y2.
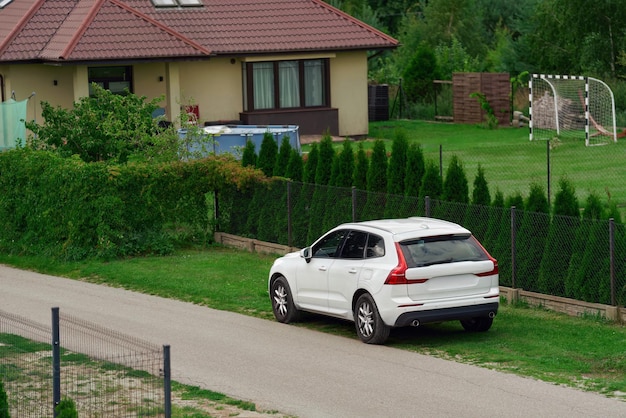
1;247;625;401
306;120;626;214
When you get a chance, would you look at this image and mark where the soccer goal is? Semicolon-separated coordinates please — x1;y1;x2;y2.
529;74;617;146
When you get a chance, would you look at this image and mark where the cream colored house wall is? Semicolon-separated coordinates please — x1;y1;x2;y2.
2;53;369;136
177;58;242;124
0;64;75;125
330;51;369;137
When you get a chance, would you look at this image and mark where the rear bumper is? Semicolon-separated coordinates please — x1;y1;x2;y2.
393;302;499;327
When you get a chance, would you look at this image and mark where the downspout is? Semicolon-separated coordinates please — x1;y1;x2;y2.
0;74;4;102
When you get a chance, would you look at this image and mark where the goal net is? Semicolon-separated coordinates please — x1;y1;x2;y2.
529;74;617;146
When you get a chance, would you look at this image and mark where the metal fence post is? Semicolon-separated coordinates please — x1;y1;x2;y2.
163;344;171;418
511;206;517;289
287;181;292;248
351;186;357;222
52;307;60;417
425;196;431;217
609;218;616;306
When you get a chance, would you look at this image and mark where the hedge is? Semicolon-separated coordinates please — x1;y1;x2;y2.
0;149;265;260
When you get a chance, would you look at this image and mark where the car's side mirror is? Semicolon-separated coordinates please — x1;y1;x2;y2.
300;247;312;263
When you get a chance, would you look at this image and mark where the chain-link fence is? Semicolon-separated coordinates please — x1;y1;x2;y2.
0;308;170;417
218;180;626;307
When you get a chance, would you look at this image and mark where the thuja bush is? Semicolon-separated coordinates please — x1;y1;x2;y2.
55;398;77;418
0;377;8;418
0;148;265;260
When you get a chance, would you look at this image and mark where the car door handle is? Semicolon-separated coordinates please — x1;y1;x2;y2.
348;268;358;274
319;266;328;271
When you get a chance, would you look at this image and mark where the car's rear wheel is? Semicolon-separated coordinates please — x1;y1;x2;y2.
270;276;300;323
460;317;493;332
354;294;390;344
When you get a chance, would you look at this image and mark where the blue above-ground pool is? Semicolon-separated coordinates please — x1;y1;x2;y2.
178;125;301;158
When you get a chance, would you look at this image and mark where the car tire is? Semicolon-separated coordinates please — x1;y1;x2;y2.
354;294;390;344
460;317;493;332
270;276;300;323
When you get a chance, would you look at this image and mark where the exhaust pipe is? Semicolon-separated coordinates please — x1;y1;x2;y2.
411;319;420;327
488;311;496;319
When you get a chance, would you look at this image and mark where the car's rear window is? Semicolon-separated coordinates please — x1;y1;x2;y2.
399;234;488;268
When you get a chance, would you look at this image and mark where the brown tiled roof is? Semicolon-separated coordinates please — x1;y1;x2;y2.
0;0;398;63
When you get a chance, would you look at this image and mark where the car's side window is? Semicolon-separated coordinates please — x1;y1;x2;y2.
339;230;368;259
312;230;347;258
365;234;385;258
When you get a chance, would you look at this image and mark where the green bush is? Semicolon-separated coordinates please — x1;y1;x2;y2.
55;397;77;418
0;377;9;418
25;84;167;164
0;149;265;260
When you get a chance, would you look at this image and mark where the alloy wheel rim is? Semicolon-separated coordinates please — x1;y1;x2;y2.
273;284;288;317
357;302;374;337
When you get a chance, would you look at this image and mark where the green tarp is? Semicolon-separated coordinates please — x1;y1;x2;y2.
0;98;27;149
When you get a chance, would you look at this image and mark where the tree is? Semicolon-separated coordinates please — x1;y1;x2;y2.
442;155;469;203
366;140;388;193
273;136;292;177
330;140;355;188
471;164;490;205
362;139;388;220
315;133;335;185
464;164;491;240
418;160;442;200
404;142;425;197
285;150;303;182
55;397;78;418
387;129;409;195
353;142;369;191
257;132;278;177
0;377;8;418
516;183;550;291
537;178;580;295
241;139;257;167
402;43;440;103
303;143;319;183
25;84;164;163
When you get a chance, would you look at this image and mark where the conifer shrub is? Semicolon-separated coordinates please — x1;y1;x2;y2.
516;183;550;291
55;398;78;418
257;132;278;176
537;178;580;295
0;377;9;418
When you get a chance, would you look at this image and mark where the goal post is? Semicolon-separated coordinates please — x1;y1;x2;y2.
529;74;617;146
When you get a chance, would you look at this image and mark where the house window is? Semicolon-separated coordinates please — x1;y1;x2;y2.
88;66;133;95
244;59;329;112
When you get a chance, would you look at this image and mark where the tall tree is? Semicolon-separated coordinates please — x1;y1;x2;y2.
304;143;319;183
442;155;469;203
353;142;369;191
366;140;388;193
404;142;425;197
315;134;335;186
257;132;278;177
387;129;409;195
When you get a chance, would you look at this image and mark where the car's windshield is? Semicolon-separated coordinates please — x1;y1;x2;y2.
400;234;488;268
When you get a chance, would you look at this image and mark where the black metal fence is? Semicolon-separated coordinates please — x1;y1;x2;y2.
217;180;626;308
0;308;170;417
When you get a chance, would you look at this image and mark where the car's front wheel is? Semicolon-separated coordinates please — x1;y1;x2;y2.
270;276;300;323
460;317;493;332
354;294;390;344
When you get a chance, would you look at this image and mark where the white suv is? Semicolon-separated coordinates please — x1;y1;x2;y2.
268;217;499;344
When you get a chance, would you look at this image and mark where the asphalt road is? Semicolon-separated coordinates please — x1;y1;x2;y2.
1;265;624;417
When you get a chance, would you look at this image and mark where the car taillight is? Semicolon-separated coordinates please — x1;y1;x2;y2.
384;243;409;285
476;256;499;277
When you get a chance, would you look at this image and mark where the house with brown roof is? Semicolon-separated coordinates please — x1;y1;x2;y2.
0;0;398;138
